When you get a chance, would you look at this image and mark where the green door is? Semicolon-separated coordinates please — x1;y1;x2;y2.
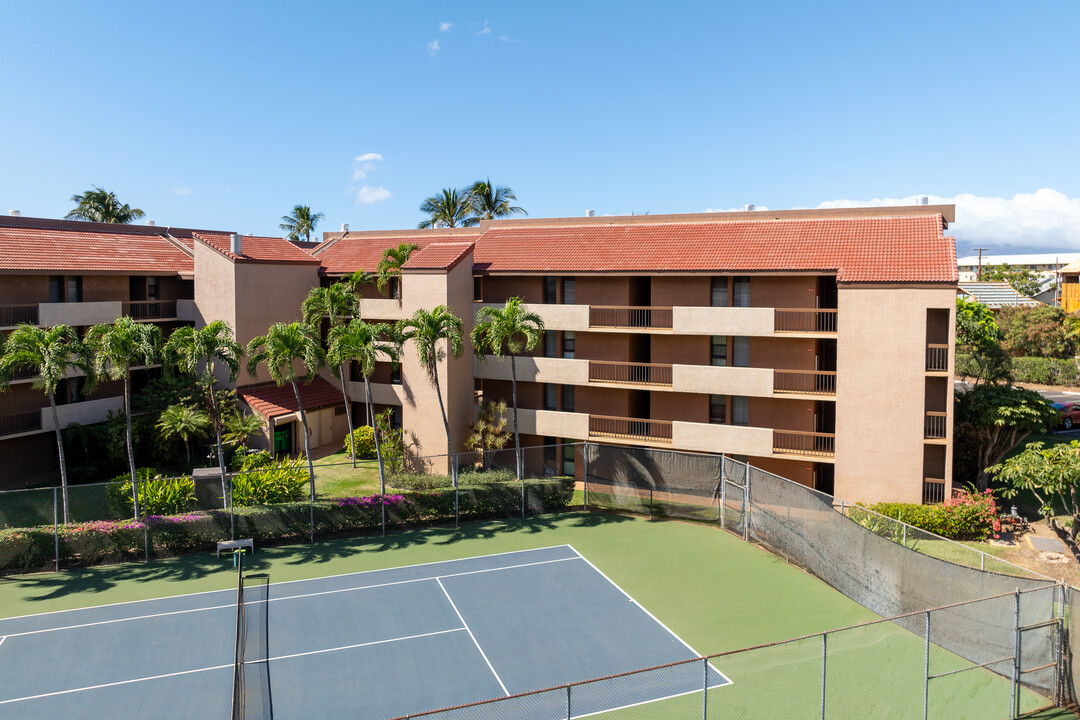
273;424;292;455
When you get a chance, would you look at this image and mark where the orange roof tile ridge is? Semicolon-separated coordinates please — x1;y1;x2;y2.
161;230;195;258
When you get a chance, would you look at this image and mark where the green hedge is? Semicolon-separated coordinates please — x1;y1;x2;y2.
957;352;1080;386
0;478;576;574
860;490;998;541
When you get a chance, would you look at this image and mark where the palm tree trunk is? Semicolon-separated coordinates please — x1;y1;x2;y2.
292;381;316;543
207;387;229;510
122;375;140;518
339;361;356;468
49;394;70;524
511;355;523;518
430;361;457;523
365;377;387;535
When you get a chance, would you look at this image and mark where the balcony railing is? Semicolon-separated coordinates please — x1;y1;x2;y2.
0;304;39;327
0;410;43;438
589;415;673;443
772;430;835;457
589;306;673;330
925;412;948;439
8;365;38;381
774;309;838;334
926;344;949;372
123;300;178;321
773;370;837;395
923;478;947;504
588;361;673;386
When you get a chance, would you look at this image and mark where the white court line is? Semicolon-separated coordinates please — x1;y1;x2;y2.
3;556;580;640
0;627;466;706
435;577;510;697
0;636;5;649
565;545;734;688
0;544;575;623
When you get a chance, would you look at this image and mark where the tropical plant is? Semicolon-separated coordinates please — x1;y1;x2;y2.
375;243;419;299
85;317;161;517
223;409;263;449
466;400;511;469
401;307;464;505
989;441;1080;540
982;263;1043;299
374;409;407;474
163;321;243;510
344;426;377;459
231;453;309;506
471;298;545;508
156;403;210;462
418;188;478;229
0;324;91;522
997;305;1077;359
467;179;526;220
279;204;325;243
303;281;361;464
245;322;324;533
65;186;145;223
327;320;401;521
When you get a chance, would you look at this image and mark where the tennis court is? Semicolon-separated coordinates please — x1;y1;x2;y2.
0;544;729;719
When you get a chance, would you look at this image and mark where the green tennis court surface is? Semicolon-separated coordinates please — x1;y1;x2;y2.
0;513;1070;719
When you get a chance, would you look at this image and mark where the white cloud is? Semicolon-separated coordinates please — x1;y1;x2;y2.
705;205;770;213
477;21;491;35
354;186;392;206
498;35;517;43
816;189;1080;249
354;152;382;163
171;186;192;196
427;39;440;56
439;21;453;32
351;152;383;181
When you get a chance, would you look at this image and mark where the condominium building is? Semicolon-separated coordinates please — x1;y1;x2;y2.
0;205;957;505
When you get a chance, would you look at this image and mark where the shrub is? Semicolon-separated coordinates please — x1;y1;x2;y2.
865;489;998;541
104;468;195;517
344;426;377;459
231;455;308;506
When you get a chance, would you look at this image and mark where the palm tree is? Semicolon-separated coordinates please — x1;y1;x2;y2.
163;321;243;508
65;186;145;223
418;188;479;229
85;317;161;518
466;399;510;470
303;282;361;465
246;322;324;540
375;243;419;300
223;410;263;449
468;179;527;220
327;320;401;532
471;297;544;514
157;404;211;462
400;306;464;517
0;324;91;522
280;205;325;243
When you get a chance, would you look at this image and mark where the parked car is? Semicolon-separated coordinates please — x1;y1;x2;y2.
1052;402;1080;430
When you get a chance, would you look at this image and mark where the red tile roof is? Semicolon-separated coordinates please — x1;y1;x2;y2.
0;224;194;274
237;377;344;419
402;242;474;271
195;233;321;264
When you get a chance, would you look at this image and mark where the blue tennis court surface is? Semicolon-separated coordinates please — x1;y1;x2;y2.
0;545;730;719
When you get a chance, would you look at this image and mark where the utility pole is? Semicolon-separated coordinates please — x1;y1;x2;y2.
975;248;989;281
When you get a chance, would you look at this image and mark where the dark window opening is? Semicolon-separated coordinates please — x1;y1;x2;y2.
562;278;576;304
544;332;558;358
543;277;558;304
709;395;727;424
711;336;728;366
711;277;728;307
543;384;558;411
562;332;575;359
733;277;750;307
562;385;575;413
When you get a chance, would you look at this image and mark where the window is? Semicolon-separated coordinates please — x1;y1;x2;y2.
562;443;575;476
49;275;81;302
147;276;159;301
562;278;576;304
562;385;575;413
733;277;750;307
389;407;402;430
473;277;483;302
390;365;402;384
711;336;728;366
710;278;728;307
543;384;558;411
544;332;558;358
709;395;727;424
543;437;558;475
389;277;401;300
543;277;558;304
732;396;749;426
733;336;749;367
66;276;82;303
49;276;63;303
66;377;84;405
562;332;576;359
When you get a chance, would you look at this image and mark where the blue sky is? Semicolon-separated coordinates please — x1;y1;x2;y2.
1;1;1078;254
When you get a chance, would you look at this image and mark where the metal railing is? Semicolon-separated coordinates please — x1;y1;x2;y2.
589;415;673;443
772;429;835;457
773;308;838;333
926;343;949;372
772;369;837;395
923;478;946;504
925;412;948;439
588;361;673;386
589;306;673;329
0;410;43;437
123;300;178;320
0;304;39;327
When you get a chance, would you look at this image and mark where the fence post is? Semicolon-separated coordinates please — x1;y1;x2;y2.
583;442;589;510
1012;588;1021;719
703;656;709;720
820;633;827;720
1058;583;1067;706
453;453;459;527
521;449;526;520
720;456;726;530
902;523;907;548
52;486;59;573
229;474;235;542
743;463;751;542
142;479;150;563
566;683;571;720
924;610;931;720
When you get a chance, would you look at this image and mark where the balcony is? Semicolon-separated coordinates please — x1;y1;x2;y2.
926;344;949;372
0;410;43;438
0;304;39;327
772;430;835;458
773;370;836;396
589;306;673;330
123;300;178;321
589;415;673;444
39;301;123;327
924;412;948;440
923;478;946;504
42;396;125;431
588;361;673;387
774;309;837;334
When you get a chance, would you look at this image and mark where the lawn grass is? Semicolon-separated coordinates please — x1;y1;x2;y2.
310;449;381;498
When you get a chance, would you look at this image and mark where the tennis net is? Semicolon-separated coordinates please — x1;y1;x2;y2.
231;560;246;720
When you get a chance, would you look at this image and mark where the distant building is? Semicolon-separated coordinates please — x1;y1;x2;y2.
956;252;1080;283
957;282;1042;310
